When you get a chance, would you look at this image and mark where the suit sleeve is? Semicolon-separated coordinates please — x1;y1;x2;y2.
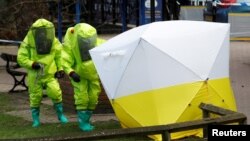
17;37;34;69
62;42;75;74
54;39;64;71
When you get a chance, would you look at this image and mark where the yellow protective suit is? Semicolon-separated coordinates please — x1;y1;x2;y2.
62;23;105;110
17;19;63;107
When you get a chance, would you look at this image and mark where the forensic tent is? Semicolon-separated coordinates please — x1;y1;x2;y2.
89;21;237;140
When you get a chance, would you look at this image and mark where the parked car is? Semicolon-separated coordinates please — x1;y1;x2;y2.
203;0;250;22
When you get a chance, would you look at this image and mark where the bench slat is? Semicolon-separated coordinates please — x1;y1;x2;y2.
0;53;28;92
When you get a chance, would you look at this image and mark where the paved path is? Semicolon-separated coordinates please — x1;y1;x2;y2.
1;40;250;124
230;41;250;123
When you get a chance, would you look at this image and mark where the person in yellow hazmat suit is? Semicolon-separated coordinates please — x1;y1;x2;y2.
62;23;105;131
17;18;68;127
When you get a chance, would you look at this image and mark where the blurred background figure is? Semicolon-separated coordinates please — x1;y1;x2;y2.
165;0;181;20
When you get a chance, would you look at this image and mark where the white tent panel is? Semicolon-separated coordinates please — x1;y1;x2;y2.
115;41;153;99
208;30;230;79
91;21;230;99
90;24;151;98
90;40;139;98
115;39;202;99
142;21;229;80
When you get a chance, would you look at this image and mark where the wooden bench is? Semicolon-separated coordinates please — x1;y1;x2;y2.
0;53;28;93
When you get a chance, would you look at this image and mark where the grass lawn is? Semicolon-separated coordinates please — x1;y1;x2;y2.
0;92;205;141
0;92;152;141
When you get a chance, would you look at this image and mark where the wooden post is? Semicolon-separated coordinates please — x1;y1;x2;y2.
239;118;248;125
202;107;209;138
161;131;171;141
